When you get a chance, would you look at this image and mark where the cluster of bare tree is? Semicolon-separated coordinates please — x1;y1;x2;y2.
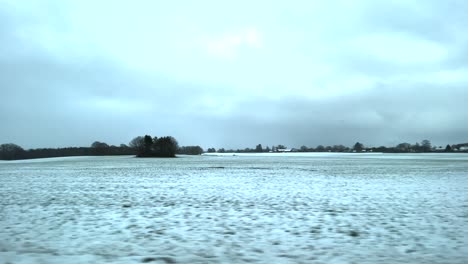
178;146;204;155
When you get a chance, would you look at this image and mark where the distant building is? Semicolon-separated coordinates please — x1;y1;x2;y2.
276;148;291;152
275;148;299;152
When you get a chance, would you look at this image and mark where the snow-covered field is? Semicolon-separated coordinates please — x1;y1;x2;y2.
0;153;467;264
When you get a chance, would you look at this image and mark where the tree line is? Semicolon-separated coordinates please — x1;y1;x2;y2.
0;143;135;160
0;135;204;160
1;138;466;160
204;140;468;154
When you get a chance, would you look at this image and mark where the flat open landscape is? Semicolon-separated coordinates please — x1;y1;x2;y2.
0;153;467;264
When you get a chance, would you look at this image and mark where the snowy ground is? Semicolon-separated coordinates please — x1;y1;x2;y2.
0;153;467;263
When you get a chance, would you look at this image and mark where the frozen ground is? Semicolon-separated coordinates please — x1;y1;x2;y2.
0;153;467;264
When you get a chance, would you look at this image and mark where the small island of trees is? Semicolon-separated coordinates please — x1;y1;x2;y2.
129;135;179;158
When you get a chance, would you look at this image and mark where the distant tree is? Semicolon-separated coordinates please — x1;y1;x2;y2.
412;142;422;152
90;141;110;155
421;140;432;152
277;145;286;150
143;135;153;156
178;146;203;155
207;148;216;153
129;136;145;153
353;142;364;152
445;144;452;152
152;136;178;157
265;146;271;152
91;141;109;148
0;143;26;160
396;143;411;152
316;145;325;152
255;144;263;152
300;145;308;152
217;148;226;153
374;146;388;152
332;145;347;152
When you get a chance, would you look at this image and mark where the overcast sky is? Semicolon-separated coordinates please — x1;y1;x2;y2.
1;0;467;149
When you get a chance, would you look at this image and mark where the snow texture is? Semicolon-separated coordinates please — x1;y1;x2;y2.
1;153;467;263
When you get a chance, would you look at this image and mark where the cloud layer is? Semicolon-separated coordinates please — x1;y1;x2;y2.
1;0;467;149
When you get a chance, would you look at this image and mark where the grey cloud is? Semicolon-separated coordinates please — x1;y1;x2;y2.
360;1;468;43
0;13;199;147
197;82;468;149
1;1;467;150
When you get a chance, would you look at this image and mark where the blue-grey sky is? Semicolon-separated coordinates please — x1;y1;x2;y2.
1;0;467;149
